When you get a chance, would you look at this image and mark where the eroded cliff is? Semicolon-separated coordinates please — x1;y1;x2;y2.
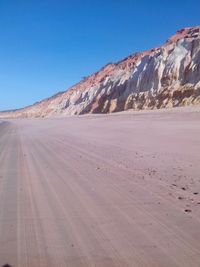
1;26;200;118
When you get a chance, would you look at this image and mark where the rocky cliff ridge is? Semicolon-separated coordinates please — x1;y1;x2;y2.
1;26;200;118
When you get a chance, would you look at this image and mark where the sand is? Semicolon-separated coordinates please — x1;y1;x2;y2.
0;107;200;267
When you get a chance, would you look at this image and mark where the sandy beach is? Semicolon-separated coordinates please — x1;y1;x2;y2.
0;107;200;267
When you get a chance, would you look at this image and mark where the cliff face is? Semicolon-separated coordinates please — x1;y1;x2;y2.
1;26;200;118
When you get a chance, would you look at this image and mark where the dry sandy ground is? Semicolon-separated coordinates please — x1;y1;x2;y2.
0;107;200;267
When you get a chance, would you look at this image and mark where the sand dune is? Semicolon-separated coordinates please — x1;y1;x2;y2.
0;107;200;267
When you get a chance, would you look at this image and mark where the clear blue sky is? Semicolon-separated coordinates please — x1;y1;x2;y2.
0;0;199;110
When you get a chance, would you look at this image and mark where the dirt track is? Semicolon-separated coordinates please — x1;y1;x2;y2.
0;108;200;267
